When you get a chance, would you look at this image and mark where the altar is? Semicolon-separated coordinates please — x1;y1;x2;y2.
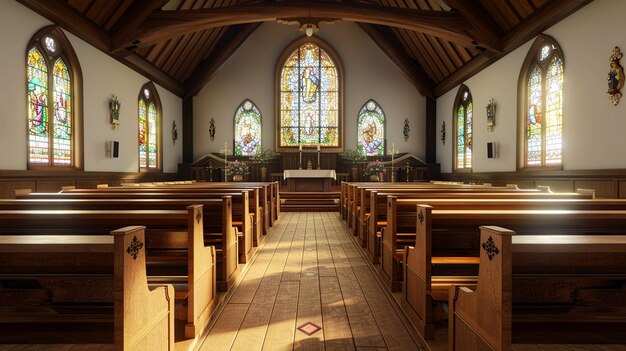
283;169;336;192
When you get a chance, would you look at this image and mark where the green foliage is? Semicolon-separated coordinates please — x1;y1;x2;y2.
249;147;275;164
341;148;366;164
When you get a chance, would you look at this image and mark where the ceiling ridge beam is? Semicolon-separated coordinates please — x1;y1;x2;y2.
359;23;434;98
136;1;477;49
184;23;262;97
444;0;503;54
110;0;170;53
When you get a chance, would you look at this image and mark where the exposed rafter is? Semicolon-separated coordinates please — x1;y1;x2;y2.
444;0;503;55
358;23;434;98
110;0;170;54
434;0;592;97
184;23;262;97
136;2;479;49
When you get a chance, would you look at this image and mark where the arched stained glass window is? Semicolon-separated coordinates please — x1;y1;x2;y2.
26;26;82;168
519;35;563;168
357;100;385;156
234;100;262;156
453;85;472;171
138;83;161;170
277;38;343;150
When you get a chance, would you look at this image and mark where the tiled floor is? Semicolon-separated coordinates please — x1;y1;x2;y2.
198;212;424;351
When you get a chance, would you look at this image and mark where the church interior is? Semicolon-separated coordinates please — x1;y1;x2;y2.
2;0;626;350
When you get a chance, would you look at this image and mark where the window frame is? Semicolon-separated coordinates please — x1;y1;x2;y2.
138;82;163;172
517;34;564;171
274;36;345;153
452;84;473;172
26;26;83;170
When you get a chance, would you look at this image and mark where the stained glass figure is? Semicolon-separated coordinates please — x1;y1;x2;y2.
279;42;339;147
138;83;160;169
27;29;78;168
234;100;262;156
357;100;385;156
523;36;563;168
454;85;472;170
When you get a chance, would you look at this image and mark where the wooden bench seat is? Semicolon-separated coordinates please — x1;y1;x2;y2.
0;227;174;349
400;205;626;340
449;226;626;349
0;206;215;339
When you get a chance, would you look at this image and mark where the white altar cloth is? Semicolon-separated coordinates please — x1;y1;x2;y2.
283;169;337;180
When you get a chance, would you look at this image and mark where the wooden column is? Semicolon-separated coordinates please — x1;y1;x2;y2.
425;97;436;164
183;96;193;163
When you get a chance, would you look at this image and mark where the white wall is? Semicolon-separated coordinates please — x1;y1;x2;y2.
0;1;182;173
194;22;425;160
437;0;626;173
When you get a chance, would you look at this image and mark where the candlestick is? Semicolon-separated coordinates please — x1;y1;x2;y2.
299;145;302;170
389;143;398;183
317;144;320;151
219;142;232;181
299;144;302;151
317;146;320;170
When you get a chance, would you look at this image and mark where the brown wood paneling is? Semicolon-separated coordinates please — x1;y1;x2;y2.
0;181;37;198
619;181;626;199
36;180;77;193
575;181;618;199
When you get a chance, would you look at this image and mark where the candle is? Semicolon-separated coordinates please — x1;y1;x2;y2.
317;144;320;151
299;144;302;151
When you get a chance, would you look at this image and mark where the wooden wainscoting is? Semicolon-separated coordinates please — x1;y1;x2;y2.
441;169;626;198
0;170;177;198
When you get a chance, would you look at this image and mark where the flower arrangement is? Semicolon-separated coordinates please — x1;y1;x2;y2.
363;160;386;176
341;148;366;164
225;160;249;176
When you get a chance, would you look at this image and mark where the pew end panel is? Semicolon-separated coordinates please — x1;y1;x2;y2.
112;226;176;351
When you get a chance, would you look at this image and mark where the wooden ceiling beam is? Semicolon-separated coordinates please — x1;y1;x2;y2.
137;2;478;49
17;0;111;51
184;23;261;97
444;0;503;54
434;0;592;97
110;0;170;53
359;23;434;98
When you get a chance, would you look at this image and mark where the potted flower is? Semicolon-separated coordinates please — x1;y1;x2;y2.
341;148;366;181
225;160;249;181
250;147;275;181
363;160;386;182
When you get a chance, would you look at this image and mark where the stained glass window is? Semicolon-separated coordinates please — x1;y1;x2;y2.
521;36;563;168
357;100;385;156
138;83;161;170
279;41;340;148
27;27;80;168
454;85;472;170
234;100;262;156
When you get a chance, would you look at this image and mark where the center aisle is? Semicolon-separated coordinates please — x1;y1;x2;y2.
198;212;424;351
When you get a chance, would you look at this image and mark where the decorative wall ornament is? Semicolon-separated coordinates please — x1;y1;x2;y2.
403;118;410;142
608;46;624;106
486;99;496;131
171;121;178;144
109;95;120;129
209;117;216;141
440;121;446;144
418;209;424;224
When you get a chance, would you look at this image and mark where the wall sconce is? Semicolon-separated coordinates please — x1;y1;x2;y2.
209;118;216;142
109;95;120;129
440;121;446;144
172;121;178;144
486;98;496;131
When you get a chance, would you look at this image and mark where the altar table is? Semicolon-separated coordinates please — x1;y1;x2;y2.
283;169;337;192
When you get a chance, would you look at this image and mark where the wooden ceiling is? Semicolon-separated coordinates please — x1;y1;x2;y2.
18;0;591;98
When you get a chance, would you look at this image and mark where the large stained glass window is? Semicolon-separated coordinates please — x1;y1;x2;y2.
234;100;262;156
454;85;472;170
138;83;161;170
27;27;81;168
279;40;340;148
521;36;563;168
357;100;385;156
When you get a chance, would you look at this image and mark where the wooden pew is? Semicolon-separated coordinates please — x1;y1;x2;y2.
449;226;626;349
0;196;239;292
401;205;626;340
0;206;215;339
360;189;589;265
17;189;255;264
0;226;175;350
